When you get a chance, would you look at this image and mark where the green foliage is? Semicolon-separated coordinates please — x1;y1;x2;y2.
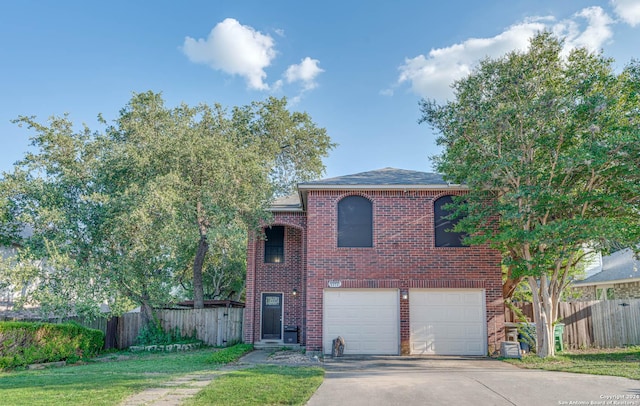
421;32;640;357
0;92;334;321
208;343;254;364
0;321;104;369
516;323;537;353
135;321;197;346
505;299;530;322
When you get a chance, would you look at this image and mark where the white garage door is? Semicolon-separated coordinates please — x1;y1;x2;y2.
410;289;486;355
323;289;399;355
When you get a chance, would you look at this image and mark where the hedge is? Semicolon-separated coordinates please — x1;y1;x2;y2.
0;321;105;369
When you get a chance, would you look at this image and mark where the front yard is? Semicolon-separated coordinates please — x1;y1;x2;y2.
0;346;323;406
1;345;638;405
503;346;640;380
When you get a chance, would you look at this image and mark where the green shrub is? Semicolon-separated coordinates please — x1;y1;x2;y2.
0;321;104;369
135;322;198;346
208;343;253;364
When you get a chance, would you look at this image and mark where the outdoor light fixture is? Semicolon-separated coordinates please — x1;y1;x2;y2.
292;288;298;297
401;290;408;300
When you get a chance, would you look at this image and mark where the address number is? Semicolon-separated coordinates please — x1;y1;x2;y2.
265;297;280;306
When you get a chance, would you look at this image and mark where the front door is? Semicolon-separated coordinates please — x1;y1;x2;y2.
261;293;283;340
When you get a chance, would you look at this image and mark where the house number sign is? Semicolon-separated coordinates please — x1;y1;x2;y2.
265;297;280;306
328;280;342;288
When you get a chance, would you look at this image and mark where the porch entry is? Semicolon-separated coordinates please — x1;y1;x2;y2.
261;293;283;340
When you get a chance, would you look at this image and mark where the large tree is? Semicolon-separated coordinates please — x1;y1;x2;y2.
420;32;640;357
0;115;118;319
0;92;334;325
104;93;334;309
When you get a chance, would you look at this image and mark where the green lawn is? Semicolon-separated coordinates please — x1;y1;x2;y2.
0;346;322;406
185;365;324;406
0;348;220;406
503;346;640;380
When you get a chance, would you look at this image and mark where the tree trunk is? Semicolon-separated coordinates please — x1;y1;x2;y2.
193;234;208;309
192;200;209;310
140;300;155;330
503;275;524;299
529;275;555;357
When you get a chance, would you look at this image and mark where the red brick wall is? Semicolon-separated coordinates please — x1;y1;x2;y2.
243;213;306;344
245;190;505;355
304;190;504;354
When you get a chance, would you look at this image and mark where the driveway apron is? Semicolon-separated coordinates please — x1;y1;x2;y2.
307;356;640;406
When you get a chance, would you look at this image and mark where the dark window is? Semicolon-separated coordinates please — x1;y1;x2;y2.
338;196;372;247
264;226;284;263
434;195;467;247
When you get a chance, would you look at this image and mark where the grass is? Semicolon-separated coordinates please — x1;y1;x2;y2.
208;343;253;364
0;345;324;406
185;365;324;406
0;347;231;406
503;346;640;380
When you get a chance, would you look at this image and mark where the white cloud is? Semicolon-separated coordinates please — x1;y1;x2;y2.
285;57;324;90
396;20;545;101
396;7;615;101
554;7;614;52
610;0;640;26
182;18;276;90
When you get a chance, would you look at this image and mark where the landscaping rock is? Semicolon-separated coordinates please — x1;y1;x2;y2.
128;342;202;352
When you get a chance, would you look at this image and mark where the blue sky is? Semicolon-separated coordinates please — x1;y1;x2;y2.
1;0;639;179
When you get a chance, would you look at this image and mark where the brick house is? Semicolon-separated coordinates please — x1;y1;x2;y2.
573;248;640;300
243;168;505;355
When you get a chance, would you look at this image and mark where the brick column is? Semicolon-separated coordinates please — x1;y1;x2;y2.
243;233;257;343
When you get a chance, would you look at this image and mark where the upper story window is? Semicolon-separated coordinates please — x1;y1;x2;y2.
434;195;467;247
264;226;284;263
338;195;373;247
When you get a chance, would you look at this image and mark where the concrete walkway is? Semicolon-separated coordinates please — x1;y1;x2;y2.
119;371;221;406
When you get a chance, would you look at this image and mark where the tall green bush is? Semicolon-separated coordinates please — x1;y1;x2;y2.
0;321;104;369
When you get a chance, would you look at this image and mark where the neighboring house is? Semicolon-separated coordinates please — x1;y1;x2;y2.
573;248;640;300
243;168;505;356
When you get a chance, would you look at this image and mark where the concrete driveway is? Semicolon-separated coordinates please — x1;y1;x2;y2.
307;356;640;406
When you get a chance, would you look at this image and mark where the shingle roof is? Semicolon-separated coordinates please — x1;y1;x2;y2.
269;168;461;212
270;194;302;212
298;167;449;187
574;248;640;285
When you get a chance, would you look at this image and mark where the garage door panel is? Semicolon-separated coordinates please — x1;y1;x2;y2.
410;289;486;356
324;289;399;355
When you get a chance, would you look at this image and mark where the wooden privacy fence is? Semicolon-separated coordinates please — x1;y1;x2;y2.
1;307;244;350
116;307;244;349
506;299;640;349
